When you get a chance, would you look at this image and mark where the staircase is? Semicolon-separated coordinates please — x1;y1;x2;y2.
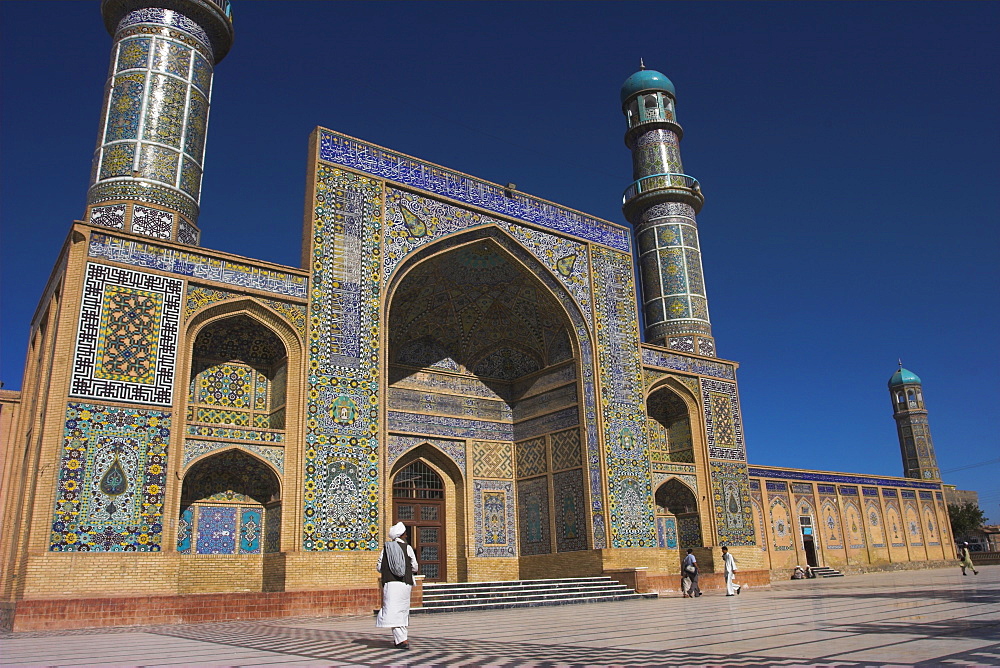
413;576;657;613
810;566;844;578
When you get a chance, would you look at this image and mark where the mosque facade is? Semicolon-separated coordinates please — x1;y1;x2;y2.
0;0;956;630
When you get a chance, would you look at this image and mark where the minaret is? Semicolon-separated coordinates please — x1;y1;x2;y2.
889;364;941;480
620;65;715;356
84;0;235;245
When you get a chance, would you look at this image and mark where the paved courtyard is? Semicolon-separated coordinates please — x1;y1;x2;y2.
2;566;998;667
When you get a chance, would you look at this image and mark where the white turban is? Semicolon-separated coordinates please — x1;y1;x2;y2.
389;521;406;540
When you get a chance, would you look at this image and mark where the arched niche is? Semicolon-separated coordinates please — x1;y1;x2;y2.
654;477;701;548
646;385;694;463
178;449;281;555
187;314;289;432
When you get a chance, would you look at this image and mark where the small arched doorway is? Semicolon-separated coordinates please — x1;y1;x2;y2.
393;460;445;581
655;478;702;548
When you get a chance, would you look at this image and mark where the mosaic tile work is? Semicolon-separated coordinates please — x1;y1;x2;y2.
867;502;887;548
239;507;263;553
553;469;587;552
89;203;126;230
769;494;794;551
184;285;307;335
641;346;736;380
655;516;678;548
195;505;237;554
182;440;284;474
700;378;746;460
885;502;905;547
186;424;284;443
751;497;767;551
821;497;843;549
678;516;702;548
473;441;515;479
710;461;755;546
89;233;308;298
517;477;551;555
389;412;513;442
383;188;594;323
50;403;170;551
304;167;382;551
71;263;182;406
653;472;698;495
386;435;466;474
747;467;943;490
177;506;193;553
86;9;217;236
591;246;655;548
320;130;630;252
473;480;516;557
264;504;281;553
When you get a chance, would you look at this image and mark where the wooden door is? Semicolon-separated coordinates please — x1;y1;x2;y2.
392;461;446;581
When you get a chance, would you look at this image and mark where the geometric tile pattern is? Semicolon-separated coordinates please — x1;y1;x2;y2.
195;505;238;554
473;479;515;557
867;501;887;548
183;285;307;335
50;402;170;552
655;515;678;548
550;428;583;471
821;497;843;550
768;493;794;551
472;441;514;479
88;233;308;299
88;203;126;229
701;378;746;460
591;246;655;548
303;167;382;551
709;460;755;546
515;437;546;478
319;129;631;252
70;263;182;406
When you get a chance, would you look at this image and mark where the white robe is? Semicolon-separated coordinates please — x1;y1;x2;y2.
375;540;419;629
723;551;739;595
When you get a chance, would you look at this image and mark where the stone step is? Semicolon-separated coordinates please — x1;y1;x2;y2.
412;576;657;614
414;591;656;614
810;566;845;578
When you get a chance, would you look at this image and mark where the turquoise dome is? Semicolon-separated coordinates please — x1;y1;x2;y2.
620;68;676;104
888;366;921;387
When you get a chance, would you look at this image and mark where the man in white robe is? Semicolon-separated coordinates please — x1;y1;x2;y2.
722;545;741;596
376;522;419;649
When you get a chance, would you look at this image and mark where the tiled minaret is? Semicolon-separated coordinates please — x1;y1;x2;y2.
889;364;941;480
620;65;715;356
85;0;234;245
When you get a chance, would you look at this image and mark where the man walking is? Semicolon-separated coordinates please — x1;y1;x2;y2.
376;522;419;649
959;542;979;576
682;548;702;598
722;545;741;596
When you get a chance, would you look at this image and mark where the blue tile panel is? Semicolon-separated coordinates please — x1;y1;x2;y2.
304;167;382;551
591;246;656;548
710;461;756;546
89;233;308;298
386;435;466;474
181;439;284;474
318;130;631;252
701;378;746;460
641;346;736;380
473;480;516;557
748;467;942;490
50;403;170;552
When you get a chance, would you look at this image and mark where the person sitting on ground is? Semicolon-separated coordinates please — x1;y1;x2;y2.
792;565;806;580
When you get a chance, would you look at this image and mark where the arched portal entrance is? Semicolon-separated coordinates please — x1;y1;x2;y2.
647;387;693;463
393;460;445;581
386;233;589;581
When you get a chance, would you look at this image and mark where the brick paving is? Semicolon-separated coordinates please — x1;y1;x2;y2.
1;566;998;667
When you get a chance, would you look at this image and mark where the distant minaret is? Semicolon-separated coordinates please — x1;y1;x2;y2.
889;364;941;480
620;64;715;356
84;0;235;245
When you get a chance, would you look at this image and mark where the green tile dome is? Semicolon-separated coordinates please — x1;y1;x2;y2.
621;68;676;104
888;366;921;387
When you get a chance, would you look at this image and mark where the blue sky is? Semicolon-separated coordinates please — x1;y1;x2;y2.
2;2;998;520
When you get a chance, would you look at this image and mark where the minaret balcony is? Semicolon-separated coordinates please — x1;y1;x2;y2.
622;172;704;216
